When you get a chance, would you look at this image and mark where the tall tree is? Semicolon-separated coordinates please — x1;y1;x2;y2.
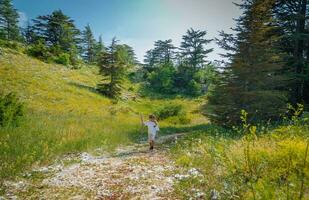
144;39;176;67
118;44;138;66
81;24;96;63
206;0;287;125
274;0;309;106
32;10;80;55
0;0;20;41
180;28;213;70
97;38;129;98
22;21;37;45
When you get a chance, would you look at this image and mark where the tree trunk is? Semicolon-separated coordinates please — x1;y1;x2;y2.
293;0;307;104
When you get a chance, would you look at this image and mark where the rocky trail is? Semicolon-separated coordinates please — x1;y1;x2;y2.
2;133;203;200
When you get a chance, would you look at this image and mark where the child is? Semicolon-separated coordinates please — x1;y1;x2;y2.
140;114;159;150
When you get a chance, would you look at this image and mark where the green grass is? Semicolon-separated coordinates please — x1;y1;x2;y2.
170;123;309;199
0;48;207;181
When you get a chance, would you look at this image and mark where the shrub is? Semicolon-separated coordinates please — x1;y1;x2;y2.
165;114;191;125
187;80;202;96
147;63;176;93
155;104;184;120
0;93;24;127
26;40;50;60
54;53;71;66
0;40;24;52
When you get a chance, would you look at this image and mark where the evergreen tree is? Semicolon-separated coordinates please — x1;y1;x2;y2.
32;10;80;57
0;0;20;41
81;24;96;63
180;28;213;70
175;29;213;95
118;44;138;66
94;35;105;62
22;21;37;45
97;38;128;98
206;0;287;125
273;0;309;106
144;39;176;67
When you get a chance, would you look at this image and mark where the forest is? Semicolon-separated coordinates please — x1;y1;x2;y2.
0;0;308;199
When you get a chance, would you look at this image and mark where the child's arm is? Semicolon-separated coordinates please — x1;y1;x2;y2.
140;114;144;126
140;114;145;134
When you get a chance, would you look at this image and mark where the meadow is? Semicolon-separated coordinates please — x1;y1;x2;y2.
1;48;308;199
0;48;206;181
170;116;309;199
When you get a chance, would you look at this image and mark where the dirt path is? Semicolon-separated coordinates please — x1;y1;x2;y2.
2;134;187;200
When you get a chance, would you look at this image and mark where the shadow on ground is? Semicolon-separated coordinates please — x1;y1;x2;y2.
68;82;98;94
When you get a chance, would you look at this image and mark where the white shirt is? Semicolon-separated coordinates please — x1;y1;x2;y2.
144;121;159;135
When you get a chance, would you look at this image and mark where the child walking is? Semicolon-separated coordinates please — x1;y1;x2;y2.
140;114;159;150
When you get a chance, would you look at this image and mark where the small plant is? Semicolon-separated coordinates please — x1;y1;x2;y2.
241;109;257;200
54;53;71;66
154;104;184;120
0;92;24;127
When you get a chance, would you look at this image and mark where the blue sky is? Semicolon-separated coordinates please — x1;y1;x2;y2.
14;0;242;62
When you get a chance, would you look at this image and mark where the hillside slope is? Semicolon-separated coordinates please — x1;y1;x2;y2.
0;48;207;180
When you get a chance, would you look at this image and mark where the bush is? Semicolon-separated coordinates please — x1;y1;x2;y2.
147;63;176;93
54;53;71;66
0;40;24;52
0;93;24;127
187;80;202;96
165;114;191;125
155;104;184;120
26;40;50;60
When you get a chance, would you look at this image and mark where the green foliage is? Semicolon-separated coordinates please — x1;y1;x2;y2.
142;29;214;97
147;62;176;93
0;92;24;127
187;80;202;96
274;0;309;106
97;38;129;98
206;0;288;126
26;39;50;60
30;10;80;66
81;24;97;63
0;0;20;41
180;28;213;69
0;39;23;51
154;104;183;120
53;53;71;65
171;122;309;199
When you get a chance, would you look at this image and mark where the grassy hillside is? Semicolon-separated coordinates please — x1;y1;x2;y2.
170;121;309;199
0;48;207;180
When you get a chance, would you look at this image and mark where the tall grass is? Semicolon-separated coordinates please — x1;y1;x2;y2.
0;112;141;179
170;117;309;199
0;49;208;183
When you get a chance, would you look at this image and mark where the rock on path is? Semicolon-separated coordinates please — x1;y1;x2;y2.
2;134;185;200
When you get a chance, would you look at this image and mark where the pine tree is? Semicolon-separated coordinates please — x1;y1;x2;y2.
94;35;105;62
22;21;37;45
97;38;128;98
273;0;309;106
144;39;176;67
175;29;213;95
0;0;20;41
81;24;96;63
118;44;138;66
180;28;213;70
206;0;287;125
32;10;80;56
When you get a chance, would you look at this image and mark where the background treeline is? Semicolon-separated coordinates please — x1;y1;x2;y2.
205;0;309;126
1;0;308;127
139;29;217;96
0;0;138;99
